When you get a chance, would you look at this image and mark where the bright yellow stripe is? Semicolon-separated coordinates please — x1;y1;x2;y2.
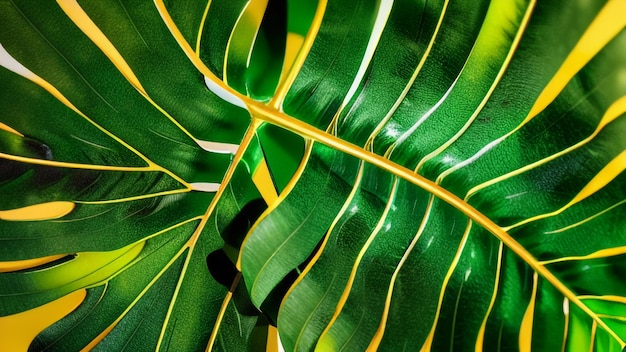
0;201;75;221
0;289;86;351
420;221;472;351
570;150;626;203
57;0;146;95
0;254;67;273
599;95;626;130
252;158;279;205
475;242;503;352
0;152;153;172
541;246;626;265
597;314;626;322
270;0;328;108
590;320;597;352
0;122;23;137
207;290;235;350
75;189;191;205
505;150;626;231
267;325;280;352
277;32;305;89
195;0;213;54
519;272;538;352
467;96;626;198
526;0;626;120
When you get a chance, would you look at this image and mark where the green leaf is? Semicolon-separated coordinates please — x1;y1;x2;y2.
0;0;273;349
2;0;626;351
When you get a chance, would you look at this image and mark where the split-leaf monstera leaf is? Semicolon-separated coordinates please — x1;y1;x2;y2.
1;0;626;351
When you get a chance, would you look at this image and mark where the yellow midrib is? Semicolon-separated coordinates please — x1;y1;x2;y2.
245;101;625;347
153;0;625;346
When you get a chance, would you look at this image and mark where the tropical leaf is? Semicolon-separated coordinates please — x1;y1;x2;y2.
0;0;625;352
0;0;285;350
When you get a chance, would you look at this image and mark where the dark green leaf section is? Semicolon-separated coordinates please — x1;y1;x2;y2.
26;223;194;351
582;300;626;351
24;165;267;350
0;161;181;210
0;0;247;184
286;0;317;37
161;167;266;352
162;0;210;53
565;303;623;352
529;279;567;352
429;227;501;352
377;202;478;350
460;28;626;212
0;193;211;259
211;299;262;352
0;0;274;350
0;69;143;167
480;251;534;352
93;255;187;352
